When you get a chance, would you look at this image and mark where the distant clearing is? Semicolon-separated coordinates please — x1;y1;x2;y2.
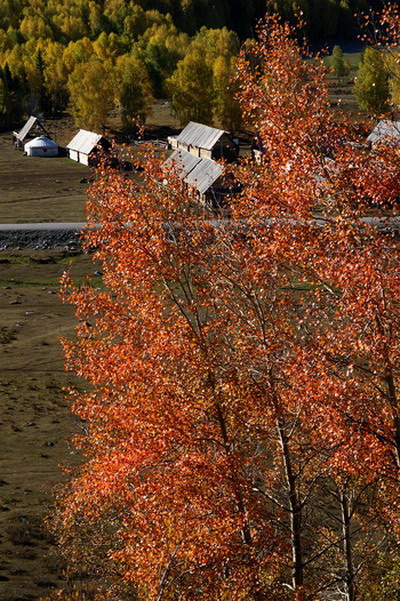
0;133;88;224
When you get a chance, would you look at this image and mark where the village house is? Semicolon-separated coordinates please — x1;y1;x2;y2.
168;121;239;162
165;148;202;179
164;148;225;208
67;129;112;166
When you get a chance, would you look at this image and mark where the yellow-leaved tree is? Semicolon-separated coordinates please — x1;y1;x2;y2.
67;59;116;129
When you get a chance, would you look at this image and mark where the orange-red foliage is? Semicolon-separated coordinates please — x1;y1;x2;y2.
55;16;400;601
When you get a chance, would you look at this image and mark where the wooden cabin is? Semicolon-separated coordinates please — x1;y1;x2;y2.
164;148;225;208
67;129;112;166
168;122;239;162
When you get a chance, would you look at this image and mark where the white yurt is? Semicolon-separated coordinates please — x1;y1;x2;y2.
24;136;59;157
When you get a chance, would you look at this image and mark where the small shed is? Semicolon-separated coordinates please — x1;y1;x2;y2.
172;122;239;162
13;116;51;150
24;136;59;157
367;120;400;146
67;129;112;166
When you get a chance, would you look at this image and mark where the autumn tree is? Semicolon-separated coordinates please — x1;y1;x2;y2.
62;37;94;73
92;31;127;63
53;13;400;601
47;0;89;41
167;26;241;127
121;4;148;43
136;16;190;97
167;48;215;124
19;13;53;41
103;0;132;33
378;3;400;110
115;53;154;128
41;40;69;113
67;59;116;128
212;55;242;131
353;46;390;115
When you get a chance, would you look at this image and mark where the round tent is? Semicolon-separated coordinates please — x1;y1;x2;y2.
24;136;58;157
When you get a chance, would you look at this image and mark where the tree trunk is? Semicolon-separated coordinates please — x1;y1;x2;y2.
384;368;400;469
277;419;304;590
375;313;400;469
340;491;356;601
215;402;252;545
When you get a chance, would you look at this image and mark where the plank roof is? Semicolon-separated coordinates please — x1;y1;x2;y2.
17;116;49;142
67;129;104;155
367;120;400;144
185;156;223;194
176;121;227;151
165;148;202;177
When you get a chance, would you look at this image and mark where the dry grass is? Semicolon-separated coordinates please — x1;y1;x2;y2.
0;133;89;224
0;250;96;601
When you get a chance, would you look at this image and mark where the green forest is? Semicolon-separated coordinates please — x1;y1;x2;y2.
0;0;376;130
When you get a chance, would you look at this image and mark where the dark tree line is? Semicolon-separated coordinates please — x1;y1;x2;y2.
0;64;26;130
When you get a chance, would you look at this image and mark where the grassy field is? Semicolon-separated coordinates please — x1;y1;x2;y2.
0;250;99;601
0;77;368;226
0;133;89;224
0;103;179;226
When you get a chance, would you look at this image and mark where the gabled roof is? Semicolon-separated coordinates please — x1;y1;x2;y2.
367;120;400;144
185;156;223;194
67;129;104;155
17;116;49;142
176;121;228;151
165;149;202;177
164;148;223;194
